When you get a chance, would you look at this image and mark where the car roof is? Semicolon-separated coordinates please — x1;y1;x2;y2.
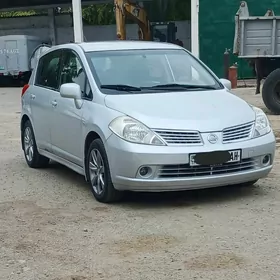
48;40;182;53
79;41;181;52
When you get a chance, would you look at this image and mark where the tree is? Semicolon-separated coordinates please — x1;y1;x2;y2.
82;4;115;25
145;0;191;21
166;0;191;21
0;0;190;24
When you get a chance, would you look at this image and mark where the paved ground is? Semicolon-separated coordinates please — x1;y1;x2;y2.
0;87;280;280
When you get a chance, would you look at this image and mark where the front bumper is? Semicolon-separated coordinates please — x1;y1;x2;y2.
105;131;276;192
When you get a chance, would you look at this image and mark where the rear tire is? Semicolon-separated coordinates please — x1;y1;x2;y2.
262;68;280;114
22;120;49;168
86;139;123;203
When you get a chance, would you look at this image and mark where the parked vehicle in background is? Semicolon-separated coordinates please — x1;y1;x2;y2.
234;1;280;114
0;35;50;85
21;41;276;203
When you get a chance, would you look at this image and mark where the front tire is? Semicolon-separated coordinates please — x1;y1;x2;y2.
86;139;123;203
22;120;49;168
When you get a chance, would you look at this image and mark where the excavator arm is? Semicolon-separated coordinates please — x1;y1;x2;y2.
114;0;151;41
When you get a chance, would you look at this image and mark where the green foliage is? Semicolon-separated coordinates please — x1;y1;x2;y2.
82;0;191;25
0;4;115;24
145;0;191;21
82;4;115;25
0;10;38;17
166;0;191;21
0;0;190;24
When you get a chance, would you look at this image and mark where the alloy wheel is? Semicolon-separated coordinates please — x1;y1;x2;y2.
89;149;105;195
24;127;34;162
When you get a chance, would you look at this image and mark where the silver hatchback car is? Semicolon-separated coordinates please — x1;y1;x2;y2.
21;41;276;203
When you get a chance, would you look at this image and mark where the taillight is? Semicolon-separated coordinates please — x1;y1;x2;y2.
21;84;29;96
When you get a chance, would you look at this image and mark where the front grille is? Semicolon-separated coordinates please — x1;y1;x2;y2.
222;122;254;143
154;129;202;145
157;158;256;178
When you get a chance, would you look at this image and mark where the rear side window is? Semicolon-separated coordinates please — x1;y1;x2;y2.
35;50;62;90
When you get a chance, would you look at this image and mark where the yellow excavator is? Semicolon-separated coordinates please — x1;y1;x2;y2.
114;0;178;43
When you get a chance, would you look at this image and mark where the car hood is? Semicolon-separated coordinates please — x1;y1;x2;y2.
104;89;255;131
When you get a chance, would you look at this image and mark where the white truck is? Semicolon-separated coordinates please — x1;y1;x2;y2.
234;1;280;114
0;35;51;85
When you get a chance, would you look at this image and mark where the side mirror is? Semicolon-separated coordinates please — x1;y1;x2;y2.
60;83;82;100
219;78;232;90
60;83;83;109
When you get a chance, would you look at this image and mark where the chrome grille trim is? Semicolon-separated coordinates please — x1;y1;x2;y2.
157;158;257;178
153;129;202;145
222;122;254;143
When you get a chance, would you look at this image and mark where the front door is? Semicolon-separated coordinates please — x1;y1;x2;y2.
50;49;91;167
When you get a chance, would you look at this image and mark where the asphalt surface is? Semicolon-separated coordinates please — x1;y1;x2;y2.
0;87;280;280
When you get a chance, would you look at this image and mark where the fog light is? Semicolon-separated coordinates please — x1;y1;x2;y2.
262;155;270;166
138;166;153;178
139;167;149;176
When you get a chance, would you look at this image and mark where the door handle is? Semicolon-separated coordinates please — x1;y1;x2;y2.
31;94;36;100
51;100;57;107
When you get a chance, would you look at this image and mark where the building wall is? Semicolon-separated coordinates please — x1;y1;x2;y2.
199;0;280;78
0;14;191;49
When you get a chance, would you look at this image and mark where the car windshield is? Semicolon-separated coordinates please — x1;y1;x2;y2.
86;49;222;93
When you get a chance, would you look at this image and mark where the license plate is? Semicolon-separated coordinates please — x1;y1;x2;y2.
189;150;241;167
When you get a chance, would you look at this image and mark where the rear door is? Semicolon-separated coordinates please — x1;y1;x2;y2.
5;40;19;72
30;49;63;152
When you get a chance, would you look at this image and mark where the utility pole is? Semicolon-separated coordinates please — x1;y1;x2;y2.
72;0;84;42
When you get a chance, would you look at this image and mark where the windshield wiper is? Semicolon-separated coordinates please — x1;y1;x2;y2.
100;84;142;92
143;83;217;90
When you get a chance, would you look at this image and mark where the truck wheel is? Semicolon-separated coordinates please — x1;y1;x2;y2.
262;68;280;114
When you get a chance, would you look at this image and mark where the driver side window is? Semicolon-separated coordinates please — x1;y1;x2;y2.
60;50;93;100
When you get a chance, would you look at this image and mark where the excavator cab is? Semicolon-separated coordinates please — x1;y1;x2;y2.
150;22;177;43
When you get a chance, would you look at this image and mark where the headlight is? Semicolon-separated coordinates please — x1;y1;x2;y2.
252;106;271;138
109;116;166;145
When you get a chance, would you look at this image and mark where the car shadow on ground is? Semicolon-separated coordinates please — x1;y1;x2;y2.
47;161;89;188
121;184;263;209
46;161;264;209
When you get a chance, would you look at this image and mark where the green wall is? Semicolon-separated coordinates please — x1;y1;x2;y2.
199;0;280;78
